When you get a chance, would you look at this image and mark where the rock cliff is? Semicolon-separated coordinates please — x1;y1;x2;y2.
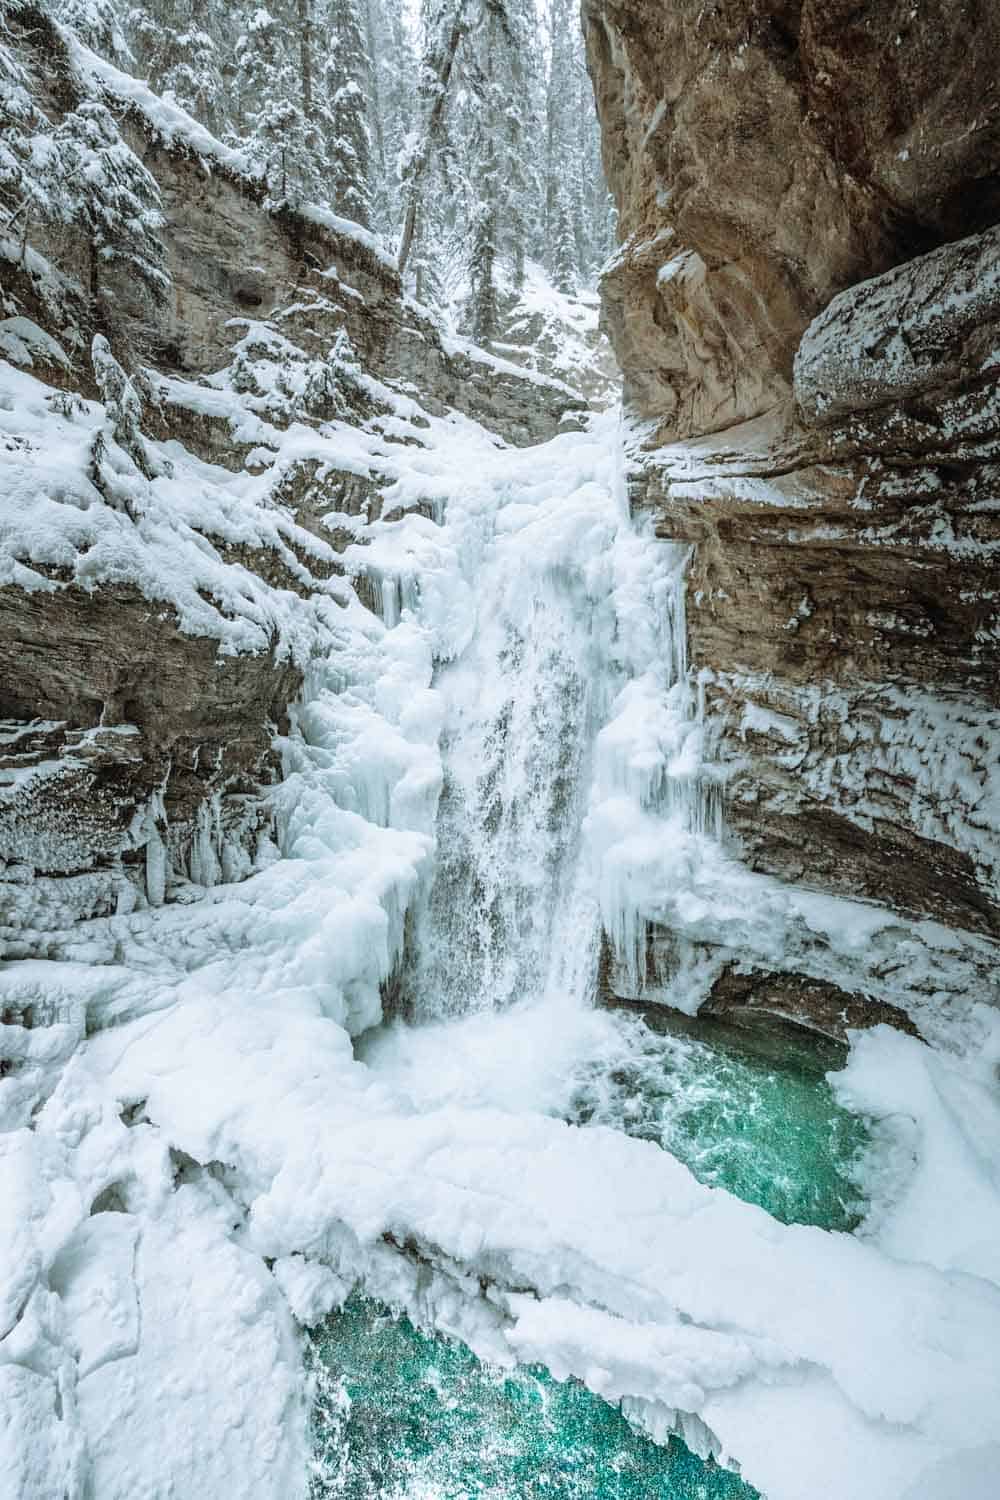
0;4;586;957
585;0;1000;1038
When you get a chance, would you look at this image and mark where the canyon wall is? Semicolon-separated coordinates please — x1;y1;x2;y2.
0;6;586;957
585;0;1000;1037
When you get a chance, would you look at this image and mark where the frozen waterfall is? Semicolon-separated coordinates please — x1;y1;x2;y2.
6;405;1000;1500
364;412;708;1024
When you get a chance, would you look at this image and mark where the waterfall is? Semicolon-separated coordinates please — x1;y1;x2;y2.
401;573;602;1018
388;426;707;1024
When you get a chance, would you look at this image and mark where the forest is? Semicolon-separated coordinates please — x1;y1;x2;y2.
50;0;614;338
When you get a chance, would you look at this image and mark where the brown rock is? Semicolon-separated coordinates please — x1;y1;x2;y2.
699;964;922;1045
586;0;1000;1038
584;0;1000;438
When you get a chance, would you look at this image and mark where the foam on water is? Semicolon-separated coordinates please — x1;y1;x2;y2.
308;1296;759;1500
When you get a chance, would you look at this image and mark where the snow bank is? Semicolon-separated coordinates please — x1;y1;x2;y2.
65;29;262;182
0;359;349;660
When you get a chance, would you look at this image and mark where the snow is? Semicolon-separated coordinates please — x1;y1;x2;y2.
497;260;617;404
68;1194;303;1500
3;352;1000;1500
65;28;261;181
439;323;586;402
64;32;398;281
294;202;398;275
795;222;1000;423
0;318;70;370
835;1018;1000;1284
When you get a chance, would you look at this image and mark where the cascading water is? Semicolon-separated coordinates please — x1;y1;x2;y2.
393;445;703;1022
307;418;876;1498
400;573;604;1017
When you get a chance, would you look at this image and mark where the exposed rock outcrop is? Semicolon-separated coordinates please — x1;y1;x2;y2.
586;0;1000;1039
585;0;1000;440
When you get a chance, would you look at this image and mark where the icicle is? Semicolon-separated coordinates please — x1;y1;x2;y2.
190;795;222;888
145;824;167;907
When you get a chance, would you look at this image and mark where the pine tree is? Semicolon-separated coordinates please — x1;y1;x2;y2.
56;95;167;307
127;0;226;133
497;0;541;290
460;0;541;336
550;187;576;293
464;2;499;342
365;0;415;243
57;0;131;59
230;2;305;197
397;0;471;276
1;4;165;317
326;0;372;226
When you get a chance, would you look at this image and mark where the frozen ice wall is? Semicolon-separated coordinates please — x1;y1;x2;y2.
385;413;702;1021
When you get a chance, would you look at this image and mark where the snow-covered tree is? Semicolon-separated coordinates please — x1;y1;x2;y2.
365;0;414;242
127;0;226;132
43;0;612;324
397;0;471;277
542;0;612;285
59;95;166;309
1;4;165;324
57;0;131;59
325;0;372;226
229;2;305;195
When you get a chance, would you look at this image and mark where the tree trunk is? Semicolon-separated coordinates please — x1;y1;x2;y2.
297;0;313;119
397;0;470;276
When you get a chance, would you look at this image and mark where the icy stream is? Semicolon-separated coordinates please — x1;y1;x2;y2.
311;398;844;1490
310;446;867;1491
313;1011;868;1498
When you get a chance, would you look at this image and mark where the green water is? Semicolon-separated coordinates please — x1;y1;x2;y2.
567;1005;866;1230
309;1007;868;1499
308;1297;757;1499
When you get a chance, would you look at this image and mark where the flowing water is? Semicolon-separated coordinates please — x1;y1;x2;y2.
307;1296;759;1500
567;1004;865;1231
308;1010;865;1497
307;433;871;1497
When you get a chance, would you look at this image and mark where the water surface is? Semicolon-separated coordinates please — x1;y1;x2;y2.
310;1003;870;1497
308;1295;758;1499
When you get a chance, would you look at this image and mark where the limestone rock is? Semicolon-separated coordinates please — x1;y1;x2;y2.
794;224;1000;424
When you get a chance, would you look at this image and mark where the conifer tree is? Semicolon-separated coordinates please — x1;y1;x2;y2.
230;2;305;196
58;0;131;59
126;0;225;131
46;0;614;322
326;0;372;226
397;0;471;276
365;0;414;242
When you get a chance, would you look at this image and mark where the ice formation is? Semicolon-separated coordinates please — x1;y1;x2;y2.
2;367;1000;1500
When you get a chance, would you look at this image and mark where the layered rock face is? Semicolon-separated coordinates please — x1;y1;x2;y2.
586;0;1000;439
0;8;585;956
586;0;1000;1037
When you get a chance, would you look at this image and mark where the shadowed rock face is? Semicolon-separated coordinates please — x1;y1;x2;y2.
585;0;1000;438
586;0;1000;1038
